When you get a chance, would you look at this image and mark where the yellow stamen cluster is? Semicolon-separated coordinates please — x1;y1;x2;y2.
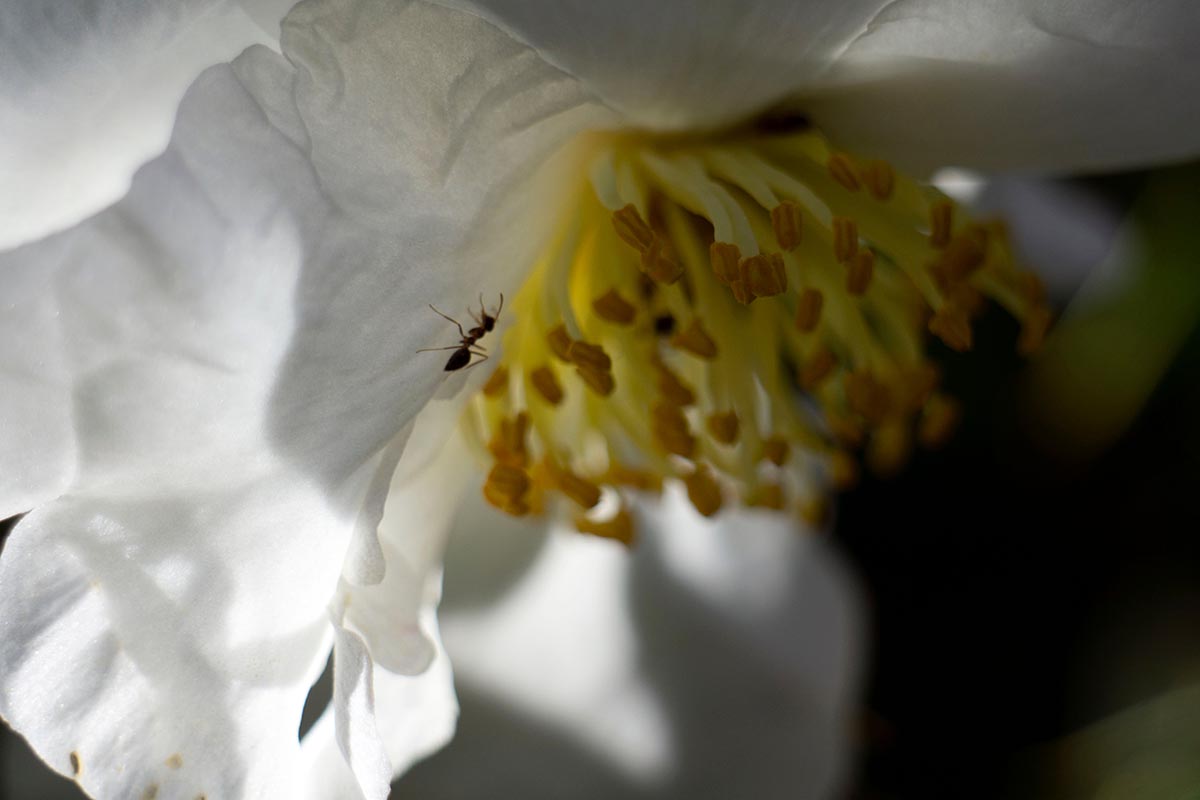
462;124;1051;543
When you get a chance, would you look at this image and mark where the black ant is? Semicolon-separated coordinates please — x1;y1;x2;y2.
417;293;504;372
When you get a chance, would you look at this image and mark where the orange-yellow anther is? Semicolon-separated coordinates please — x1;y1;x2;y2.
568;340;612;373
482;366;508;398
1017;272;1047;305
651;401;696;458
861;160;895;200
729;279;755;305
671;319;718;359
771;202;803;250
845;371;891;424
828;152;861;192
483;463;532;516
800;346;836;390
762;436;791;466
831;450;859;490
606;464;663;493
745;483;785;510
640;236;684;284
684;466;723;517
929;201;954;248
530;365;565;404
740;253;787;300
656;363;696;406
546;324;574;362
795;288;824;333
576;364;616;396
929;307;974;352
826;410;865;447
706;411;740;444
868;421;911;476
592;288;636;325
488;412;530;468
947;282;986;318
918;394;961;448
833;217;858;262
1018;307;1052;356
575;507;635;546
547;461;602;509
933;230;986;284
709;241;742;284
846;250;874;296
898;363;940;411
799;496;829;527
612;203;655;251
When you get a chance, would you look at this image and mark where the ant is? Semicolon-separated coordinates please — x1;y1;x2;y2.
417;293;504;372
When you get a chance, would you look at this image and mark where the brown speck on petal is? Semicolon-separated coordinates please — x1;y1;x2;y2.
142;785;159;800
69;751;82;777
165;753;184;770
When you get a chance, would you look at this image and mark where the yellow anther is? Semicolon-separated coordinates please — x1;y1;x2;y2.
1018;307;1052;356
762;436;790;466
932;230;986;284
833;217;858;262
576;364;616;396
770;202;803;250
592;288;637;325
651;400;696;458
640;235;684;284
546;461;602;509
567;340;612;373
706;411;740;444
918;394;961;448
826;410;865;447
800;346;836;390
482;366;508;398
729;278;755;305
655;363;696;406
683;466;723;517
845;371;891;424
671;319;718;359
1017;272;1047;305
483;463;532;516
898;363;940;411
846;250;874;296
740;253;787;300
795;288;824;333
827;152;861;192
830;450;859;490
745;483;785;510
799;496;828;527
709;241;742;284
606;464;663;493
575;507;635;546
947;282;986;318
868;421;911;476
487;412;530;468
929;201;954;248
928;307;974;352
861;159;895;201
530;365;565;404
612;203;655;251
546;324;574;362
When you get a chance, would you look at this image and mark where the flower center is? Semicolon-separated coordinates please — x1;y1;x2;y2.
461;124;1049;543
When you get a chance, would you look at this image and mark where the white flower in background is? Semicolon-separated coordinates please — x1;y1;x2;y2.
1;0;1197;798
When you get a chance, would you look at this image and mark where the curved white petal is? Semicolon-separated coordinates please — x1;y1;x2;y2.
417;486;865;798
805;0;1200;173
0;0;297;249
440;0;894;131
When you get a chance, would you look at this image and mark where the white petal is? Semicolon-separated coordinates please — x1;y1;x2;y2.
805;0;1200;173
421;486;865;797
441;0;894;131
300;613;457;800
0;0;294;249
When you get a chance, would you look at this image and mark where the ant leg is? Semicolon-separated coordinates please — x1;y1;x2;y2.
495;292;504;318
462;353;489;370
416;345;466;353
428;304;467;339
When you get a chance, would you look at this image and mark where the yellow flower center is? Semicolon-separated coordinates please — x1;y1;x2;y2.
460;122;1050;543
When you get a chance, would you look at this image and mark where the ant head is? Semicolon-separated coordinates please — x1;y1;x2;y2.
482;292;504;331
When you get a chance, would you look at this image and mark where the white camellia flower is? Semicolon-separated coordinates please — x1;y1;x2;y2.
1;0;1197;798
